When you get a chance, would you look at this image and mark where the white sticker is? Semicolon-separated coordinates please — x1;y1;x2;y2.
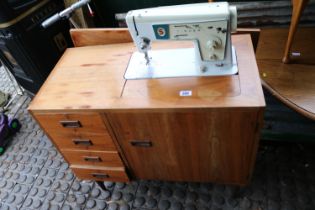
179;90;192;97
291;52;301;57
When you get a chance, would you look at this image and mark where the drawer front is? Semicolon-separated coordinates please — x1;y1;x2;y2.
62;150;123;167
35;113;107;135
71;166;129;182
52;133;116;151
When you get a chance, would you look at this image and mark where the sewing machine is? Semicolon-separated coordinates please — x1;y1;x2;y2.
125;2;238;79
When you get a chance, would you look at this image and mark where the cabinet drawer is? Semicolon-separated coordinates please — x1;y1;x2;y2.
52;133;116;151
35;113;107;135
62;150;123;167
71;166;129;182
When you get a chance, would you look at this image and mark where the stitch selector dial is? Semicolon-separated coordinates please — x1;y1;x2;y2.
207;37;222;50
207;37;222;60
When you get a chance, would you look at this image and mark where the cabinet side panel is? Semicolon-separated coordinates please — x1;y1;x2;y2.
245;108;264;183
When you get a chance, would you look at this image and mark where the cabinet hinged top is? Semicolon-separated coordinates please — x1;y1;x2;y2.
29;35;265;113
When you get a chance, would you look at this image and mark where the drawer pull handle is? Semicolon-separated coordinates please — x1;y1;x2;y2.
83;156;102;162
72;139;93;146
60;120;81;128
92;173;109;179
130;140;152;147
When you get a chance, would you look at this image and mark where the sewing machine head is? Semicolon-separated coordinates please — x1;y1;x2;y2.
125;2;238;79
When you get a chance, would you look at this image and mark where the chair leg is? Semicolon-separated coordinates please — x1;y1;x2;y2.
282;0;309;63
96;181;106;191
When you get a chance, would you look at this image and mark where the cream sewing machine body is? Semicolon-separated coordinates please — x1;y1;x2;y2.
125;2;238;79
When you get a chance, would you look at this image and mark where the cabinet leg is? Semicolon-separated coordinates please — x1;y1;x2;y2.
96;181;106;191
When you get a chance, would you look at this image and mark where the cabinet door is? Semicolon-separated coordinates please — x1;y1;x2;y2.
107;109;261;184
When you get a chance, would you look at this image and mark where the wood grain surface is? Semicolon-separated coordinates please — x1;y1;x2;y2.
29;34;265;184
70;165;129;182
42;132;117;151
107;109;262;184
70;28;132;47
34;113;108;134
256;28;315;120
62;150;124;167
29;35;265;112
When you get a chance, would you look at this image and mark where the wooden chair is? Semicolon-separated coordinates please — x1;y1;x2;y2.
282;0;310;63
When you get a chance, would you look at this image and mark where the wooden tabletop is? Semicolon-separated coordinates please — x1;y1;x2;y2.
256;28;315;120
29;34;265;112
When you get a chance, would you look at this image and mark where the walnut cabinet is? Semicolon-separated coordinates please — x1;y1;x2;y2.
29;35;265;185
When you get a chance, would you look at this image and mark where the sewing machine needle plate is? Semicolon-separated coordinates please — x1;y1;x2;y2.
124;47;238;80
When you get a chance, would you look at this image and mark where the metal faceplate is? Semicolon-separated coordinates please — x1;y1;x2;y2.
124;46;238;80
167;21;228;62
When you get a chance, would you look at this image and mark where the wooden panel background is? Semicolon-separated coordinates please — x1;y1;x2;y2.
114;1;315;28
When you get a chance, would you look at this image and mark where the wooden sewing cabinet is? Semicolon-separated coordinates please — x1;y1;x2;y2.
28;35;265;185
